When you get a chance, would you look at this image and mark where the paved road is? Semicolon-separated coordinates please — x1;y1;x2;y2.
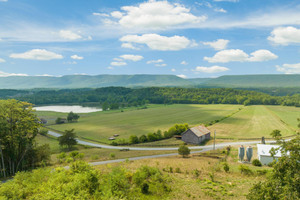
48;130;273;151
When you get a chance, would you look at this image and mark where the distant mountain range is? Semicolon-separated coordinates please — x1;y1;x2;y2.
0;74;300;89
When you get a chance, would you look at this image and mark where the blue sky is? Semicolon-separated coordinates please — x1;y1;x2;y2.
0;0;300;78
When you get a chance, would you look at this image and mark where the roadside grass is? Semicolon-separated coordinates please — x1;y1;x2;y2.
40;104;242;144
209;105;295;139
94;147;270;200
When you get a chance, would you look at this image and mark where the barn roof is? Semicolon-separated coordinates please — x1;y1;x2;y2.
184;126;210;137
257;144;282;157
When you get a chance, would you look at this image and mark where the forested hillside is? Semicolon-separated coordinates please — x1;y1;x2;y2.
2;87;300;107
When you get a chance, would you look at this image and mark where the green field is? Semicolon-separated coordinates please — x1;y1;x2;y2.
210;105;298;139
37;104;299;144
42;104;242;143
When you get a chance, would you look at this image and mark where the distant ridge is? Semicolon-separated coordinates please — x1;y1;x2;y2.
0;74;300;89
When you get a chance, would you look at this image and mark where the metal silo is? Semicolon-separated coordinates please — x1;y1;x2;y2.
238;145;245;162
246;146;253;162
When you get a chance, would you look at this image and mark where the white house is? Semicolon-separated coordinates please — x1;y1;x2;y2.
256;144;281;165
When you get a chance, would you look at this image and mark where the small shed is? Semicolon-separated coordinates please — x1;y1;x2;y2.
257;144;281;165
181;126;211;145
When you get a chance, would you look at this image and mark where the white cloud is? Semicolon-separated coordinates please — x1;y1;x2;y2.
0;71;28;77
276;63;300;74
181;61;188;65
0;0;8;2
10;49;63;61
203;39;229;50
120;54;143;61
171;68;176;72
110;61;127;66
147;59;164;64
107;66;114;70
121;42;140;50
120;34;192;51
204;49;277;63
177;74;187;79
93;12;109;17
194;66;229;73
111;11;123;18
247;50;278;62
63;61;77;65
268;26;300;45
118;0;206;30
59;30;82;40
0;58;5;63
214;8;227;13
155;63;167;67
113;57;123;61
71;55;84;60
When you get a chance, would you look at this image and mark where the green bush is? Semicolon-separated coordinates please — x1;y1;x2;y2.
252;159;262;167
238;164;253;175
223;162;230;173
178;145;190;158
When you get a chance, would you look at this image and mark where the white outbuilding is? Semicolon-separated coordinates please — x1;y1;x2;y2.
256;144;282;165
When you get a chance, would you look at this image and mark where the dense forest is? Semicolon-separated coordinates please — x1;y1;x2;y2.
0;87;300;107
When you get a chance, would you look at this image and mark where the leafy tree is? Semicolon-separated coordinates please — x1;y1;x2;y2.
55;117;64;124
129;135;139;144
147;133;157;142
67;111;80;122
0;99;41;177
59;129;77;150
139;135;148;143
270;129;282;139
101;102;109;111
247;133;300;199
39;128;49;136
178;145;190;158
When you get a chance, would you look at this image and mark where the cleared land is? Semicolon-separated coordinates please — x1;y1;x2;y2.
37;104;298;145
209;105;297;139
43;104;242;143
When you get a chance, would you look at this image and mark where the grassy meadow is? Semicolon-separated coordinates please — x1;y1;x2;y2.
37;104;299;145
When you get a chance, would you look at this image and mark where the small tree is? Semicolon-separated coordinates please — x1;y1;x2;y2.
102;102;109;111
139;135;148;143
59;129;77;150
129;135;139;144
270;129;281;140
178;145;190;158
55;117;63;124
67;112;80;123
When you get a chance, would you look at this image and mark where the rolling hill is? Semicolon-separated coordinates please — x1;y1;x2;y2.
1;74;300;89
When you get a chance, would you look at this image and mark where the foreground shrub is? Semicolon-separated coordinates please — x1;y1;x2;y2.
239;165;253;175
0;161;170;199
252;159;262;167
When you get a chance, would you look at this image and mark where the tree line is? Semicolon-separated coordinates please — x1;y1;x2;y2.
1;87;300;107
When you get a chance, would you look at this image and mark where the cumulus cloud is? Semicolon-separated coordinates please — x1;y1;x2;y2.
118;0;206;30
181;61;188;65
120;34;192;51
93;12;110;17
121;43;140;50
247;50;278;62
71;55;84;60
10;49;63;60
59;30;82;40
147;59;164;64
177;74;187;79
0;71;28;77
171;68;176;72
113;57;123;61
276;63;300;74
120;54;143;61
0;58;5;63
203;39;229;50
0;0;8;2
268;26;300;45
111;11;123;18
110;61;127;66
194;66;229;73
204;49;277;63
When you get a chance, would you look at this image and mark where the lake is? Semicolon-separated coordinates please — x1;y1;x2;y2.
34;105;102;113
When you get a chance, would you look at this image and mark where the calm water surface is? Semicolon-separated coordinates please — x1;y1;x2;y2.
34;105;102;113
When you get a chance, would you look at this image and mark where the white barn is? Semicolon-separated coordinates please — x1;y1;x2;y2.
256;144;281;165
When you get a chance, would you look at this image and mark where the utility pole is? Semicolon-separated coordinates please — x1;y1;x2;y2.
213;130;216;151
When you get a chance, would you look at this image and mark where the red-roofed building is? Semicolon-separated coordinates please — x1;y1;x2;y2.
181;126;211;145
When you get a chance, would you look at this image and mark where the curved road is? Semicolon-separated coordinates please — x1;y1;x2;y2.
48;130;272;151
